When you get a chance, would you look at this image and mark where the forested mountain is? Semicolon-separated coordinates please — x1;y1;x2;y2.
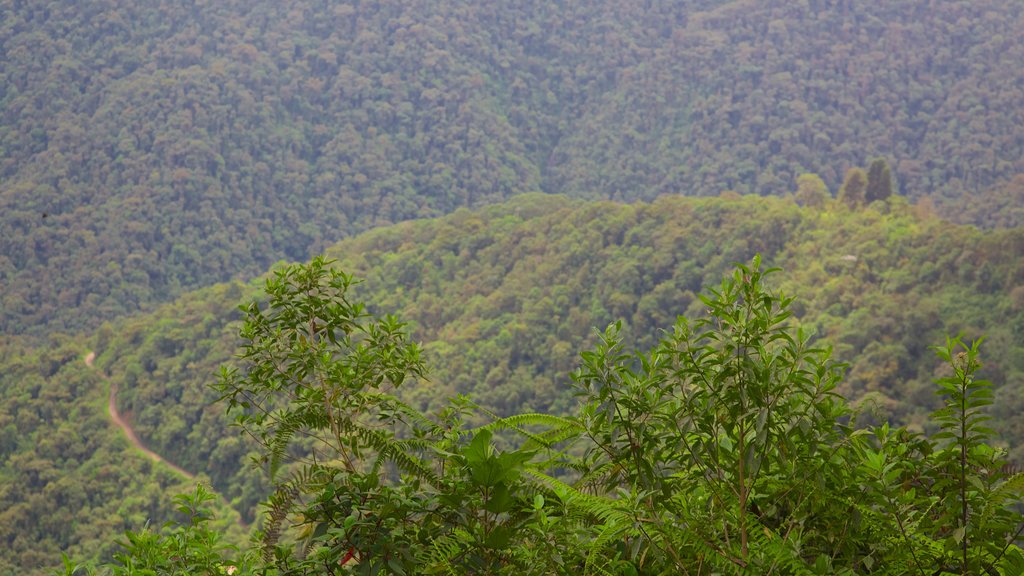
4;0;1024;572
5;194;1019;573
4;0;1024;337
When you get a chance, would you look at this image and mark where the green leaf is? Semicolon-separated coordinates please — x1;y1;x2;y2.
484;483;514;514
483;525;513;550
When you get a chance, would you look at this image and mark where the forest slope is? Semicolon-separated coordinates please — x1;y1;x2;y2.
4;194;1006;569
0;335;245;575
3;194;1024;572
4;0;1024;337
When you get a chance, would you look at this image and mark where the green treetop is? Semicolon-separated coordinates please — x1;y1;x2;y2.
866;158;895;203
839;166;869;208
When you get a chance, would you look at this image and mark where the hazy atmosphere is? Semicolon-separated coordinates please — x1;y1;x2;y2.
1;1;1023;574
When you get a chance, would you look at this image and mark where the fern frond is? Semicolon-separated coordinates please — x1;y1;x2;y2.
261;463;329;560
473;413;584;451
524;470;631;525
417;527;474;574
477;413;582;433
267;406;329;479
370;436;437;479
980;472;1024;527
521;423;585;452
583;521;630;575
337;419;441;486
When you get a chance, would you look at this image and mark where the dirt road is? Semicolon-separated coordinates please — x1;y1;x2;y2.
85;351;195;480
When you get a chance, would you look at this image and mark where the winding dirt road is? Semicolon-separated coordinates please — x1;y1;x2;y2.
85;351;195;479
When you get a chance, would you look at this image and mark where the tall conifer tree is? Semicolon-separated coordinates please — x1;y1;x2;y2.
866;157;895;203
838;167;868;208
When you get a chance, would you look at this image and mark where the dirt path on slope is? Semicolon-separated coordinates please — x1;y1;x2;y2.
85;351;195;480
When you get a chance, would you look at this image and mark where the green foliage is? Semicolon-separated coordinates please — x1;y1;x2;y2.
794;173;830;209
6;0;1024;569
72;256;1024;575
57;485;252;576
4;0;1024;339
866;159;895;204
124;485;241;576
213;256;443;571
75;195;1024;538
0;335;246;575
209;257;582;574
565;256;860;572
839;168;869;208
858;337;1024;575
15;194;1024;574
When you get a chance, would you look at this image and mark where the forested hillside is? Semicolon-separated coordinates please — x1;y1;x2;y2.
4;0;1024;572
70;257;1024;575
7;193;1017;573
0;334;246;574
4;0;1024;337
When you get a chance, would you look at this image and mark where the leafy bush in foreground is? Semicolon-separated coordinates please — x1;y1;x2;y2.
66;256;1024;575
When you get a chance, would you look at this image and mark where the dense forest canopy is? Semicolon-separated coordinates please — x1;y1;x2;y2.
2;0;1024;573
3;0;1024;337
0;333;247;574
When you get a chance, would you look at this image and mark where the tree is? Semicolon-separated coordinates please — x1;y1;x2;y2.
568;255;859;571
839;166;869;208
212;256;446;573
859;336;1024;575
794;172;830;209
211;256;573;574
866;157;895;203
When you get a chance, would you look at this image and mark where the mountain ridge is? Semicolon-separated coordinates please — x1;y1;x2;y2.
4;0;1024;339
